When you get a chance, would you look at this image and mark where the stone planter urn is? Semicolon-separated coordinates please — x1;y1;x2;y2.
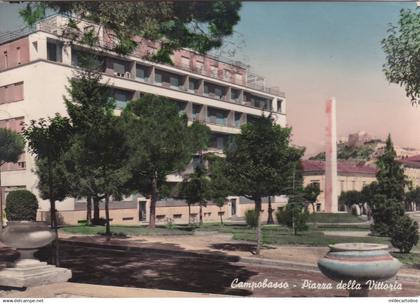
318;243;401;297
0;221;72;288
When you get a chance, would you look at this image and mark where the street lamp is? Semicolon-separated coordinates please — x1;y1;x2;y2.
0;109;12;229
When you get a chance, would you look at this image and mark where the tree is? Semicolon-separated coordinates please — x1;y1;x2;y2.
208;157;231;225
20;1;241;62
123;95;206;228
224;115;303;255
339;190;363;214
22;114;73;265
179;165;210;225
391;215;419;253
0;128;24;228
64;95;130;235
62;55;129;228
382;9;420;105
406;187;420;212
376;135;407;201
303;183;321;213
369;135;407;236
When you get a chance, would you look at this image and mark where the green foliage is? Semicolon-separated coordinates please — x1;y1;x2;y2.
5;190;38;221
303;183;320;211
375;135;407;201
225;115;303;200
179;166;210;208
406;186;420;211
369;135;407;236
208;157;231;208
0;128;25;166
391;215;419;253
370;195;405;236
382;9;420;104
20;1;241;61
22;115;73;203
339;190;363;207
123;94;197;188
309;142;376;161
122;94;208;227
224;115;303;253
276;193;309;235
245;209;258;228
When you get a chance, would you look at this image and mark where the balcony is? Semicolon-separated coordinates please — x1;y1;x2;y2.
19;14;285;97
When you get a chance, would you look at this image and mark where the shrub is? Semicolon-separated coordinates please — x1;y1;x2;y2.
391;215;419;253
245;209;258;228
5;190;38;221
91;217;107;226
276;205;308;235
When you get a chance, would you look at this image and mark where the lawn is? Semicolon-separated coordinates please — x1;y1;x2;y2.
196;224;390;247
60;224;194;236
391;252;420;266
307;213;366;224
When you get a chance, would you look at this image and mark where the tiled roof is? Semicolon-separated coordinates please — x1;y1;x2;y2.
400;155;420;168
302;160;377;176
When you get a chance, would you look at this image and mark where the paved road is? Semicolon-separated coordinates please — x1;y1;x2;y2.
0;243;410;297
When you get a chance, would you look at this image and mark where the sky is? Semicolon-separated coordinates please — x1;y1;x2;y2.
1;2;419;157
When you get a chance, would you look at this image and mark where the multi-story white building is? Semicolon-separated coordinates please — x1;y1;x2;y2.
0;15;287;225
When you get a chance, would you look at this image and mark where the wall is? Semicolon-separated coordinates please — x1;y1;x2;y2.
303;173;376;213
0;37;30;71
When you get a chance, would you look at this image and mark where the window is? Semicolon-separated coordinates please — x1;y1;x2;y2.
17;161;25;169
204;83;225;100
47;39;62;62
188;78;199;93
231;89;241;102
208;107;228;126
352;180;356;190
340;180;345;192
173;214;182;219
234;112;241;128
175;101;187;115
3;51;8;68
277;99;283;113
169;74;181;89
136;64;150;81
112;59;128;77
16;47;21;65
155;71;163;85
316;203;321;212
113;89;133;109
192;104;202;120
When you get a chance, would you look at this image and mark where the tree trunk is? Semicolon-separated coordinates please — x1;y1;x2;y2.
219;207;224;225
312;203;316;213
188;204;191;225
50;199;60;266
255;197;262;255
199;204;203;225
149;173;158;228
0;163;3;229
93;196;100;222
104;195;111;237
267;196;274;224
86;196;92;225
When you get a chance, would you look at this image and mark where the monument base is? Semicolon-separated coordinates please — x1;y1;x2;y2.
0;259;72;288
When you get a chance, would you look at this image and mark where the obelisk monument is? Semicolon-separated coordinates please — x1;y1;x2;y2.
325;97;338;213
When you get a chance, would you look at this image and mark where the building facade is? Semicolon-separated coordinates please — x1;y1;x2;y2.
302;160;377;213
0;15;287;225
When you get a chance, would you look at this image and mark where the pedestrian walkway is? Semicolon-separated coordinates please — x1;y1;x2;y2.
0;282;222;298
